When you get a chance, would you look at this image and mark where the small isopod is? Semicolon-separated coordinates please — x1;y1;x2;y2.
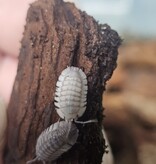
26;121;78;164
54;66;88;121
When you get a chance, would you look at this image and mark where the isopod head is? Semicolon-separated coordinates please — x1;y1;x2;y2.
54;67;88;121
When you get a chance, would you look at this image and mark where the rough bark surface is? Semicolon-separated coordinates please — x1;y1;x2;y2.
5;0;121;163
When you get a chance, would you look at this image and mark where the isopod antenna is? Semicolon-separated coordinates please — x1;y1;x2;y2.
74;119;98;124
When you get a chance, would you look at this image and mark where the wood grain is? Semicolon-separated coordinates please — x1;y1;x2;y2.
4;0;121;163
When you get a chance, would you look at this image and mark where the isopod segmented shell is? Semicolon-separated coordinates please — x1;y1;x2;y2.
54;67;88;121
27;121;78;164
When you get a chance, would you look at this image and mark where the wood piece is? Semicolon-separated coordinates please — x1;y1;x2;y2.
4;0;121;163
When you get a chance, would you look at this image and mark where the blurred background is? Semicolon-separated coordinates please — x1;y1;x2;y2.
76;0;156;164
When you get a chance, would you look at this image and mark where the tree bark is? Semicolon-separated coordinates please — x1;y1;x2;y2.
4;0;121;163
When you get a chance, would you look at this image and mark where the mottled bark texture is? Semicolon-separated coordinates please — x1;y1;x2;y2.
5;0;121;163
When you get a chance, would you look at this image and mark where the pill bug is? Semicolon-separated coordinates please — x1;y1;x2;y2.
26;121;78;164
54;67;88;121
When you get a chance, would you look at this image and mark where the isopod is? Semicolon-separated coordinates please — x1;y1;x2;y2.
54;66;88;121
26;121;78;164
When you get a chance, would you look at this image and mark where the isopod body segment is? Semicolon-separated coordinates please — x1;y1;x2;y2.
54;67;88;121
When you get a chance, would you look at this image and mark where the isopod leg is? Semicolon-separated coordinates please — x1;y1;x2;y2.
26;157;38;164
75;119;98;124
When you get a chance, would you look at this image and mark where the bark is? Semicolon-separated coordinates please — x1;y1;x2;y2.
4;0;121;163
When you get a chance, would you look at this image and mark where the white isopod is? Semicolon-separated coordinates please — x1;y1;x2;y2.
26;121;78;164
54;66;88;121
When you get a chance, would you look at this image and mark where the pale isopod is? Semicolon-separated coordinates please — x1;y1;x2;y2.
26;121;78;164
54;66;88;121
